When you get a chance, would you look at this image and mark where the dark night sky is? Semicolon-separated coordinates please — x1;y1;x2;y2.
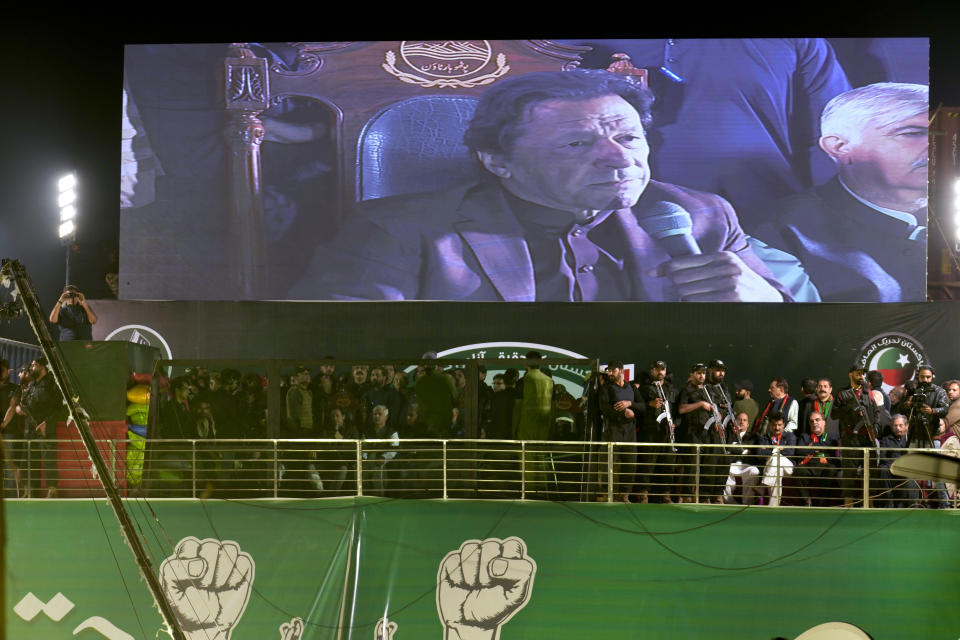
1;9;958;343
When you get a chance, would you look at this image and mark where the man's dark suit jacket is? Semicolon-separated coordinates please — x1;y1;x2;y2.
794;432;839;465
290;179;789;301
751;176;926;302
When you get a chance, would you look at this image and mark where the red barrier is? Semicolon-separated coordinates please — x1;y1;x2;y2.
55;420;128;497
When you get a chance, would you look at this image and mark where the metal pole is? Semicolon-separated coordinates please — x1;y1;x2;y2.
2;259;188;640
356;440;364;497
273;440;279;499
64;245;70;288
606;441;614;503
191;440;197;499
522;442;528;500
694;446;701;504
442;440;448;500
862;448;871;508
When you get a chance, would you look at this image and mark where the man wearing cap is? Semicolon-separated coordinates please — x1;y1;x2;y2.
514;351;555;498
835;364;889;506
515;351;554;441
679;363;724;503
600;359;642;502
732;380;759;429
414;351;459;438
285;366;315;436
638;360;679;502
707;360;734;436
48;285;97;341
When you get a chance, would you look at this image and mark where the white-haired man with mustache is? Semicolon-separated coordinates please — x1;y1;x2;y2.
752;82;928;302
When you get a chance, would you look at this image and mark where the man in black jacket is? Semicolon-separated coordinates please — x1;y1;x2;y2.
638;360;678;503
793;411;840;506
600;360;643;502
679;363;725;503
879;414;919;508
835;364;890;507
16;358;63;498
899;365;949;448
757;412;797;506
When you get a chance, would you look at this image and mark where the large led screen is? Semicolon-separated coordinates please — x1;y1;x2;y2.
120;38;929;303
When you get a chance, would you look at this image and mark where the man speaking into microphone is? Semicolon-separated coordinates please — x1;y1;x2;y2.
290;70;789;302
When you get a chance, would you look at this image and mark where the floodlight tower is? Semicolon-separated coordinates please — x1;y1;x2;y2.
57;172;78;287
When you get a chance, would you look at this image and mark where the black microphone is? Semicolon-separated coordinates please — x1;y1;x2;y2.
635;201;702;258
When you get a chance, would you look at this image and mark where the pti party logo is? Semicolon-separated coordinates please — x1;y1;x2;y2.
857;332;929;392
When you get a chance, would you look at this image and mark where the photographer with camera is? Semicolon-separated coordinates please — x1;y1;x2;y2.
48;285;97;341
898;365;949;448
896;365;949;507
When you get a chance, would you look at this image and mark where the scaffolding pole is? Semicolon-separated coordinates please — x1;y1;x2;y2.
1;258;187;640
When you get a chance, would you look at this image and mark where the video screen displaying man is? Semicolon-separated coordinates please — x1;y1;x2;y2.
119;39;929;302
292;70;789;302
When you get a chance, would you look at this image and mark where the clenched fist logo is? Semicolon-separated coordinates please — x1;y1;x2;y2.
437;537;536;640
159;537;255;640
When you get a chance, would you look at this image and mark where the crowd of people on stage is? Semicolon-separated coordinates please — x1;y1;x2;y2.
148;351;568;497
138;353;959;506
4;352;958;505
603;359;959;509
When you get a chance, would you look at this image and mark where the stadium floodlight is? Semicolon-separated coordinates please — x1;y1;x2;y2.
57;189;77;208
58;173;77;192
57;171;78;285
57;171;77;246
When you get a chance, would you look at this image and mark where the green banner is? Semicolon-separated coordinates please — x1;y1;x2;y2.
6;499;960;639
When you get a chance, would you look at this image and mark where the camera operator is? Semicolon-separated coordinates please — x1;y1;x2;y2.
48;285;97;341
898;365;949;447
897;365;949;507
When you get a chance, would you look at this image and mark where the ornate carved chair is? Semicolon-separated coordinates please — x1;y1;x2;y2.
223;40;592;298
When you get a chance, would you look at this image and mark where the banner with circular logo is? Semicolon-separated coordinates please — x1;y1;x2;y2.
433;342;607;398
104;324;173;361
857;332;929;392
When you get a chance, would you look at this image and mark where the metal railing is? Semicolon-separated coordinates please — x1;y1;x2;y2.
1;438;952;507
